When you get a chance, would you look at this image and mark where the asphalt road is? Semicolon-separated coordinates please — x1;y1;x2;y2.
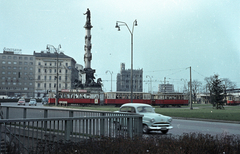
1;102;240;137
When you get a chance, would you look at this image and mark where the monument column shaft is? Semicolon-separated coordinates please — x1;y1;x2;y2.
84;29;92;69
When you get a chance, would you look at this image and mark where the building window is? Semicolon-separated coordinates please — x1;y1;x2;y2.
8;62;11;64
30;62;33;65
55;69;56;73
44;83;46;88
19;67;22;70
30;57;33;60
19;62;22;65
13;62;17;64
45;63;47;66
49;76;51;80
38;83;40;88
50;69;52;73
24;67;27;70
66;70;68;73
2;66;5;69
38;69;41;73
8;56;11;59
45;69;47;73
2;61;6;64
7;66;11;69
19;57;22;60
59;76;61;80
13;67;17;69
66;63;68;66
13;56;17;59
38;62;41;65
2;82;5;85
44;76;46;80
30;82;32;85
2;56;6;59
59;84;61;88
30;67;33;70
24;62;28;65
13;72;17;75
38;76;40;80
50;63;52;66
24;57;28;60
65;76;67;81
49;83;51;88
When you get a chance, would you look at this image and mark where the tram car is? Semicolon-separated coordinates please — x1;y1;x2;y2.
48;90;189;107
48;89;104;106
226;95;240;105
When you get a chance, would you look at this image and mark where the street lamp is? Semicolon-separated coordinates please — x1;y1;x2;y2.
46;44;61;106
115;20;137;103
106;70;113;92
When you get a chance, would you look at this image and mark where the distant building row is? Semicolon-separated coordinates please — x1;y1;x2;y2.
0;50;83;98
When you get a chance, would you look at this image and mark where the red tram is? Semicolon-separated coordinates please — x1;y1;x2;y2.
226;95;240;105
48;90;189;107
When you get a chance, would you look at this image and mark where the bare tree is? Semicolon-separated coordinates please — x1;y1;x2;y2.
188;80;202;103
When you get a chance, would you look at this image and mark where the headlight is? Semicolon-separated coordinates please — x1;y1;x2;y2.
168;118;172;123
150;118;155;123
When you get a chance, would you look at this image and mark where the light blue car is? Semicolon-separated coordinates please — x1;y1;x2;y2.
29;99;37;106
116;103;173;134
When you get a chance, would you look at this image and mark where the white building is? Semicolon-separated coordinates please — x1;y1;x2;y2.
34;51;79;97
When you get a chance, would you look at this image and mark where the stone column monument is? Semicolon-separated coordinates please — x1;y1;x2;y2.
80;8;102;89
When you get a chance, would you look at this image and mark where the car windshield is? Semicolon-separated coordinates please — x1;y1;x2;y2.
137;106;155;113
30;99;36;101
19;99;24;101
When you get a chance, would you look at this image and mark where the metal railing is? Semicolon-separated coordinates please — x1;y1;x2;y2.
0;106;143;153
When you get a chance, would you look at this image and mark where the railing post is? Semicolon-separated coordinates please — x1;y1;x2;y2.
127;117;133;138
23;108;27;119
6;107;9;119
44;109;48;131
65;120;71;141
100;113;105;136
69;111;73;135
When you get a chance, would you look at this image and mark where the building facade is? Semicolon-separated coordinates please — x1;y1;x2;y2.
34;51;79;97
116;63;143;92
0;51;35;97
158;84;174;93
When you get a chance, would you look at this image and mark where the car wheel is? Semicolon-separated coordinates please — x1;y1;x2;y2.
161;130;169;134
143;124;149;134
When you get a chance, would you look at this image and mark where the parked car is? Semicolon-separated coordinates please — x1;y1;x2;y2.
29;99;37;106
17;98;26;105
115;103;173;134
42;97;48;105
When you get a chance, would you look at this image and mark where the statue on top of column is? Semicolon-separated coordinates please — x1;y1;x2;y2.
83;8;91;24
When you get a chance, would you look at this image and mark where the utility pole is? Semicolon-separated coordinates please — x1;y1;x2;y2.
190;66;193;110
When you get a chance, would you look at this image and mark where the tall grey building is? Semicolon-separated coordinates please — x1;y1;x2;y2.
34;51;79;97
0;50;35;97
116;63;143;92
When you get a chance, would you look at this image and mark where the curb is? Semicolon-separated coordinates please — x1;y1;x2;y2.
173;117;240;124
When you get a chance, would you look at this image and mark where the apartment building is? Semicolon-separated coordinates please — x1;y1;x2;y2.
34;51;79;97
0;50;35;97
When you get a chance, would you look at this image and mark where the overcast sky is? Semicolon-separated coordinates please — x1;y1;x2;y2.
1;0;239;92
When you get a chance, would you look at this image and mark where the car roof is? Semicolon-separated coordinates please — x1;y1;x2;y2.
121;103;152;108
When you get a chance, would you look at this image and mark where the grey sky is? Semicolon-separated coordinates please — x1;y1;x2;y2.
1;0;239;92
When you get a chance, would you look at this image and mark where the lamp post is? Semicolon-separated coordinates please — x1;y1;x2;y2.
46;44;61;106
115;20;137;103
106;70;113;92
